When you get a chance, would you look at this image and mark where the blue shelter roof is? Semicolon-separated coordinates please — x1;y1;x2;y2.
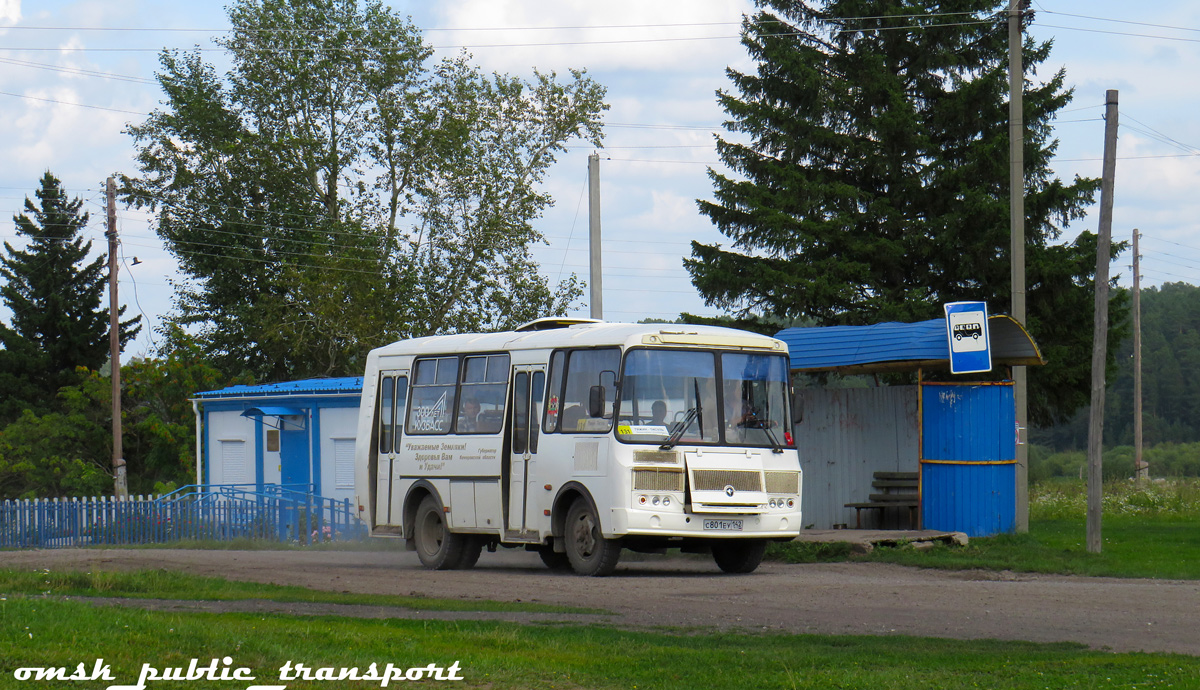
194;376;363;399
776;315;1043;374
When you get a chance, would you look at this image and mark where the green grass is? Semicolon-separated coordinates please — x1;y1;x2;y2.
0;568;597;614
2;596;1196;689
860;516;1200;579
766;479;1200;579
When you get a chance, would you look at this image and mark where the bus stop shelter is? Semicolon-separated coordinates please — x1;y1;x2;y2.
775;316;1043;536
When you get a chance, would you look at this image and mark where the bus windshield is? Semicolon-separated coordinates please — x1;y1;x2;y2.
616;349;790;448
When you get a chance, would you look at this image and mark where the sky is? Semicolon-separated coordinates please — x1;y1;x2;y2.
0;0;1198;362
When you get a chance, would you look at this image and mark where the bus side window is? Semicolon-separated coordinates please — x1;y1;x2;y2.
378;376;394;453
530;371;544;452
513;371;529;455
560;348;620;433
393;376;408;450
543;351;566;433
457;354;509;434
407;357;458;435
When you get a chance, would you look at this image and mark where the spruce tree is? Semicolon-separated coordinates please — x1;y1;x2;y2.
688;0;1126;425
0;172;140;407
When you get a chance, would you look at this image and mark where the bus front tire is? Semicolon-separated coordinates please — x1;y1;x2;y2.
711;539;767;574
413;495;472;570
564;499;622;576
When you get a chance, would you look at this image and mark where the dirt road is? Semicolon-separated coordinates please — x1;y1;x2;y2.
5;548;1199;655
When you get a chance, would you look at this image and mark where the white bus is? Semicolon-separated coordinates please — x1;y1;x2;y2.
354;319;802;575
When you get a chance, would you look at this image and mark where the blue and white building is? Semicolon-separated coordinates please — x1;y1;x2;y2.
192;378;363;504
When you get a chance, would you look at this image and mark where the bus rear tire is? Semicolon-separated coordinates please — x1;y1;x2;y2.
711;539;767;574
413;495;469;570
564;499;622;576
538;545;571;571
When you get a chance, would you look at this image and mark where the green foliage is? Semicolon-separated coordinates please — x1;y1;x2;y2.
0;331;249;499
0;172;140;421
122;0;605;380
1038;282;1200;449
688;1;1126;426
0;369;112;499
122;328;252;492
1030;442;1200;481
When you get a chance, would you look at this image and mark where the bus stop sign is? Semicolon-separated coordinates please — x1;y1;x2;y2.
944;301;991;374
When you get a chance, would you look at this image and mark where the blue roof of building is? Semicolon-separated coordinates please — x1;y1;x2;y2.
776;316;1043;373
194;376;363;399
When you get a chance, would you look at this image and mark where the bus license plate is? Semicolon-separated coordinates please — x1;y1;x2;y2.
703;519;743;531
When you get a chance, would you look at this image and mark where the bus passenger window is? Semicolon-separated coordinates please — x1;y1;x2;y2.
457;354;509;434
408;357;458;435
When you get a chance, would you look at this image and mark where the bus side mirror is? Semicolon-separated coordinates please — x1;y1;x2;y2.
588;385;606;418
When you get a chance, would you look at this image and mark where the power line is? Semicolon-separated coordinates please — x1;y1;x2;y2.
0;56;157;84
1039;9;1200;35
0;89;147;115
1036;23;1200;44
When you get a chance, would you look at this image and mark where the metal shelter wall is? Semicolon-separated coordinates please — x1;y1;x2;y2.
920;382;1017;536
794;386;919;529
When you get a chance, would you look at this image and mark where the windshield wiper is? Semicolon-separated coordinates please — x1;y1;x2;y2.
743;412;785;454
660;407;698;451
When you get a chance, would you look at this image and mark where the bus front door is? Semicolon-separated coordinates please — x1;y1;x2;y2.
506;366;545;538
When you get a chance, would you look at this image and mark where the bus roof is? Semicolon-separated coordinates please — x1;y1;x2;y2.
366;321;787;361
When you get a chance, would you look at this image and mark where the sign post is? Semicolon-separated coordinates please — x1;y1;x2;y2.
944;302;991;374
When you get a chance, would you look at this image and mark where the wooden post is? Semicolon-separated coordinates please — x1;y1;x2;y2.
1087;90;1119;554
1133;229;1146;482
1008;0;1030;532
107;177;128;498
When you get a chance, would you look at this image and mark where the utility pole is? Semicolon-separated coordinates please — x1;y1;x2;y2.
1133;229;1146;482
1008;0;1029;532
107;176;128;499
1087;90;1119;554
588;153;603;320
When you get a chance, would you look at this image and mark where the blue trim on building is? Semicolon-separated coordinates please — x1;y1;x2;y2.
254;418;264;491
311;407;322;492
196;377;363;399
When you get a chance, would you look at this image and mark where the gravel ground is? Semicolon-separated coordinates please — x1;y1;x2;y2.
4;547;1199;655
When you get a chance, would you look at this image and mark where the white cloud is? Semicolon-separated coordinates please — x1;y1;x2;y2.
427;0;750;75
0;0;18;25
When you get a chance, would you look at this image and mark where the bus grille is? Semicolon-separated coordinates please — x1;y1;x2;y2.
633;468;685;492
691;469;762;492
764;471;800;494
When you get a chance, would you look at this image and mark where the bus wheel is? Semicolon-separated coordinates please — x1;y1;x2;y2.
564;499;622;576
537;545;571;571
413;495;468;570
454;537;484;570
711;539;767;574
